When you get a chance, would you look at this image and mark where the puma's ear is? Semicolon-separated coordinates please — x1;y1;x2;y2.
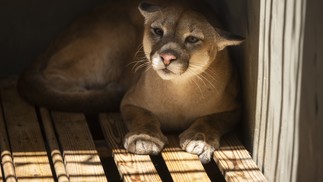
138;2;161;18
215;28;245;51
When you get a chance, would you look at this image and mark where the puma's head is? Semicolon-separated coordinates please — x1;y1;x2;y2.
138;2;244;80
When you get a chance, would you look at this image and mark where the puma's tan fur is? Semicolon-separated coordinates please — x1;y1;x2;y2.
18;0;243;163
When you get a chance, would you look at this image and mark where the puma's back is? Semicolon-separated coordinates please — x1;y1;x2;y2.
17;1;146;112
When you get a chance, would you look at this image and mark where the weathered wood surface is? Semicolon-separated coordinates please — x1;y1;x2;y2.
100;113;266;182
297;0;323;181
0;83;53;181
0;78;266;181
214;135;267;182
0;98;16;182
209;0;323;181
99;113;162;182
51;112;107;182
161;136;210;182
39;109;69;182
253;0;310;181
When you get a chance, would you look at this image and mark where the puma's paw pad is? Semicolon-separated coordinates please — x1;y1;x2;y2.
179;132;219;164
124;133;167;155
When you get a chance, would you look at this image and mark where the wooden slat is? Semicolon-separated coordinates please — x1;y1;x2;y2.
51;112;107;182
214;134;267;182
39;108;69;182
0;101;16;182
0;84;53;181
253;0;308;181
0;78;16;182
99;113;162;182
0;102;16;182
162;136;210;182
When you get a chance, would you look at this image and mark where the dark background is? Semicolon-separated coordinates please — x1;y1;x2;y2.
0;0;247;75
0;0;107;75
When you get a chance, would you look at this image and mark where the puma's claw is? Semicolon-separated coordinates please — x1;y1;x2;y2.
124;132;167;155
179;131;219;164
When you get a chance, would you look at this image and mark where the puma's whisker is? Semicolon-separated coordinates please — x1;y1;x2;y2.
134;61;150;73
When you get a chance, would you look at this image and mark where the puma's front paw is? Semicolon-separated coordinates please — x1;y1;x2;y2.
124;131;167;155
179;131;220;164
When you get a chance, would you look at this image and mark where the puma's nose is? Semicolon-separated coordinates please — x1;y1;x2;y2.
159;53;177;65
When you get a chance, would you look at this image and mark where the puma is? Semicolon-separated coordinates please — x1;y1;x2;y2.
18;0;243;163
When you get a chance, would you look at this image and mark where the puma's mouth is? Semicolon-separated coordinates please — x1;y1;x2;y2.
161;68;172;74
150;51;188;80
155;68;178;80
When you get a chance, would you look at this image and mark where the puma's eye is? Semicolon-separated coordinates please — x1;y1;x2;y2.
152;27;164;36
186;36;200;44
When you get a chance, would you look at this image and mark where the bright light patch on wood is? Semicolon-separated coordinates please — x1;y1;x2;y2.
39;109;68;182
0;101;16;182
214;135;267;182
49;150;68;182
99;114;162;181
161;136;210;182
51;112;107;182
0;83;53;181
113;149;161;181
0;150;16;182
11;151;53;182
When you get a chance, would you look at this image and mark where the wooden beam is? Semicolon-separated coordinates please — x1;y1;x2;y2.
0;95;16;182
161;136;210;182
99;113;162;182
253;0;306;181
0;83;53;181
214;134;267;182
51;112;107;182
39;108;69;182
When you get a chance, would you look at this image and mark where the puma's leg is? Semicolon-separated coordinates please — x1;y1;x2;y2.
179;110;240;163
121;105;168;155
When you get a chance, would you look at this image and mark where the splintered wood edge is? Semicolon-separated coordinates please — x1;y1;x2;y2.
162;136;211;182
214;134;267;182
0;84;53;181
99;113;162;182
39;108;69;182
51;112;107;182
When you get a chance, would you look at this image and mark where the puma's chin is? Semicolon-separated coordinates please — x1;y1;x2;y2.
156;69;179;80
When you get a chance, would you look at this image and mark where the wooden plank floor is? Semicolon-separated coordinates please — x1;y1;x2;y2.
0;78;266;182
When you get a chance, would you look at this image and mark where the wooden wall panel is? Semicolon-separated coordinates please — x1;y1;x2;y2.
297;0;323;180
253;0;307;181
253;0;323;181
